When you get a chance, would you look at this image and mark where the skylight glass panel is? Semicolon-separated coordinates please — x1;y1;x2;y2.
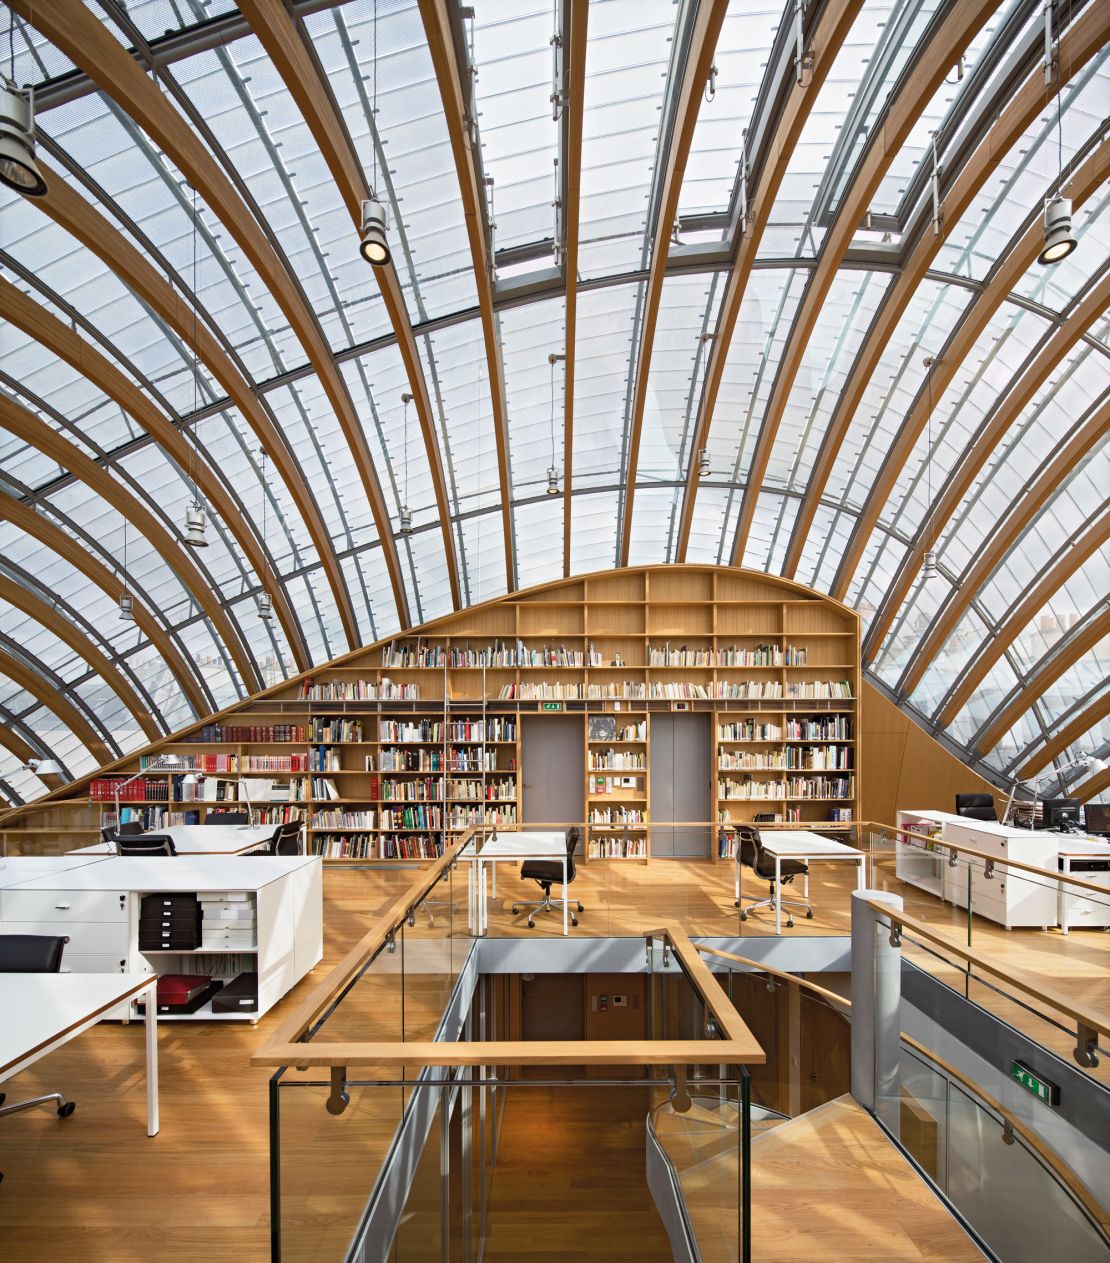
401;524;456;628
102;0;240;45
577;0;678;281
568;490;620;577
1011;180;1110;312
514;497;564;591
1039;652;1110;736
905;607;993;718
628;485;679;568
572;282;642;491
71;679;140;752
683;483;732;566
947;654;1020;747
177;610;250;705
677;0;783;222
470;1;558;257
500;294;566;502
741;489;801;573
458;510;509;607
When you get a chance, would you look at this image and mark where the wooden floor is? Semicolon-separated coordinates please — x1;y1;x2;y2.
1;857;1106;1261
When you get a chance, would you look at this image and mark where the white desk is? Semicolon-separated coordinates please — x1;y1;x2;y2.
0;855;323;1020
0;972;159;1136
736;830;866;934
68;824;279;856
1057;838;1110;934
466;831;569;936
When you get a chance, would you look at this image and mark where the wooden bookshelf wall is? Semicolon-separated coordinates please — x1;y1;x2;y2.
0;567;860;863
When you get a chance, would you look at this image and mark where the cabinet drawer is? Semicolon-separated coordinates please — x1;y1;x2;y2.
60;953;130;974
3;919;129;957
2;888;128;923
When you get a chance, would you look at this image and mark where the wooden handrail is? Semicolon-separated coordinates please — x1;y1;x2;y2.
695;945;1110;1234
901;1035;1110;1238
867;900;1110;1067
860;819;1110;900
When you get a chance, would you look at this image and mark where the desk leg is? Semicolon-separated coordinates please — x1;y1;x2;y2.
1059;858;1070;936
480;861;489;937
562;858;568;936
734;861;740;908
857;857;866;892
774;856;782;935
144;982;159;1137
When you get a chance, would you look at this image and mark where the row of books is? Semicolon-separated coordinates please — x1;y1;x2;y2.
139;753;239;773
718;776;855;800
381;640;607;668
785;716;853;739
446;807;518;827
785;681;853;699
377;719;518;743
449;778;516;801
380;806;442;829
588;807;646;823
646;643;809;666
783;746;854;770
498;683;588;699
376;749;502;772
589;751;647;769
718;723;782;741
311;810;376;829
298;678;421;701
718;754;785;770
375;777;442;802
310;834;443;860
187;724;308;743
588;836;648;859
309;719;364;743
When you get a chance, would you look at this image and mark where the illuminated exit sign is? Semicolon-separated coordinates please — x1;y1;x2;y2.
541;701;564;712
1011;1061;1059;1107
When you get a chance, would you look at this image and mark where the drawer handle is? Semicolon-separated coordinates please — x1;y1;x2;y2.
54;903;71;910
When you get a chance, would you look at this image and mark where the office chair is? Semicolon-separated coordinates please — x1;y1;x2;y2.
0;934;76;1182
733;825;811;928
252;822;303;856
205;811;250;825
955;793;996;822
115;833;177;856
512;827;584;929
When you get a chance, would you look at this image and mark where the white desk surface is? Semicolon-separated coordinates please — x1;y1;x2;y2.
0;973;152;1080
1057;837;1110;858
0;856;112;887
69;824;277;856
475;831;567;859
758;830;864;858
5;854;319;893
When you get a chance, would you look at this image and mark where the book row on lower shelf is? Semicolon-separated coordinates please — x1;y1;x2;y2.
587;835;648;859
312;833;443;860
718;775;855;800
717;745;854;770
497;681;854;701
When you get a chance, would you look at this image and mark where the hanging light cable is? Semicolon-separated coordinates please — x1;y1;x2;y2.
1039;8;1076;265
399;393;414;534
546;353;564;495
257;448;274;621
921;356;939;582
184;184;208;547
119;518;135;621
360;0;390;267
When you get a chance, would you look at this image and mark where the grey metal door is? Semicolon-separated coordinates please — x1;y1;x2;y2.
650;712;711;857
521;714;584;827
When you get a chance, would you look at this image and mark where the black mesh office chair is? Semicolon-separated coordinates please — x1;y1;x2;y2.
115;833;177;856
733;825;812;928
512;827;584;929
251;822;303;856
205;811;250;825
0;934;76;1182
955;793;996;821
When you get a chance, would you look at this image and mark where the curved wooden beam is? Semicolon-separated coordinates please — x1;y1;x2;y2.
419;0;516;591
0;573;159;742
0;645;111;764
0;725;64;791
617;0;728;566
782;2;1110;579
0;288;275;687
562;0;589;578
34;161;361;650
1019;692;1110;781
1074;766;1110;804
898;396;1110;696
847;139;1110;627
0;491;207;716
970;605;1110;755
238;0;460;611
11;0;410;631
841;264;1110;630
727;0;997;566
674;0;866;560
934;511;1110;734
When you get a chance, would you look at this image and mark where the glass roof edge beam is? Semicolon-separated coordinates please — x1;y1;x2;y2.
0;706;75;786
1011;688;1110;780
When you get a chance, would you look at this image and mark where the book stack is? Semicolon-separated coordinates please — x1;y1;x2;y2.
200;892;257;951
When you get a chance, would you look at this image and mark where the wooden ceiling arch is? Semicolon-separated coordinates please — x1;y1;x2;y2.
12;0;412;631
0;573;159;743
782;1;1110;581
237;0;462;611
0;492;207;718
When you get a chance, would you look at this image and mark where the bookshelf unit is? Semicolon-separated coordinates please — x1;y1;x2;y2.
0;567;860;864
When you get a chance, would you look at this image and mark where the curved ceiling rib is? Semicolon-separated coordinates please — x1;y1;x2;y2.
33;161;362;654
617;0;728;567
1;276;286;687
727;0;998;566
562;0;589;579
10;0;411;633
966;604;1110;754
1075;766;1110;804
928;511;1109;736
897;396;1110;697
237;0;462;612
419;0;515;593
1018;691;1110;780
841;263;1110;618
781;1;1110;580
674;0;865;561
0;644;112;765
0;490;207;722
0;573;160;743
849;139;1110;643
0;390;264;694
0;724;63;792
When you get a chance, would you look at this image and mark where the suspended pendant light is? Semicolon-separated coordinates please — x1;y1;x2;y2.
359;2;390;267
0;81;47;197
698;448;711;478
119;591;135;622
922;550;939;581
184;500;208;548
257;590;274;622
547;352;564;496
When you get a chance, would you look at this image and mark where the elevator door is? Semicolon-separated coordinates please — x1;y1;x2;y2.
649;712;711;857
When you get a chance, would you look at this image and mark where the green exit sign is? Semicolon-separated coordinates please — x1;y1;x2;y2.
1011;1060;1059;1107
541;701;564;712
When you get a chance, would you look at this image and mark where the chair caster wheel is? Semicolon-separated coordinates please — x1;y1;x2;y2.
58;1102;76;1118
511;906;519;914
0;1093;5;1106
806;910;814;919
527;919;536;928
577;903;584;912
786;920;794;929
734;900;740;908
571;917;578;927
739;911;748;921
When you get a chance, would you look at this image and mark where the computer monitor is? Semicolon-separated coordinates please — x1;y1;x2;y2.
1084;803;1110;835
1042;798;1081;829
